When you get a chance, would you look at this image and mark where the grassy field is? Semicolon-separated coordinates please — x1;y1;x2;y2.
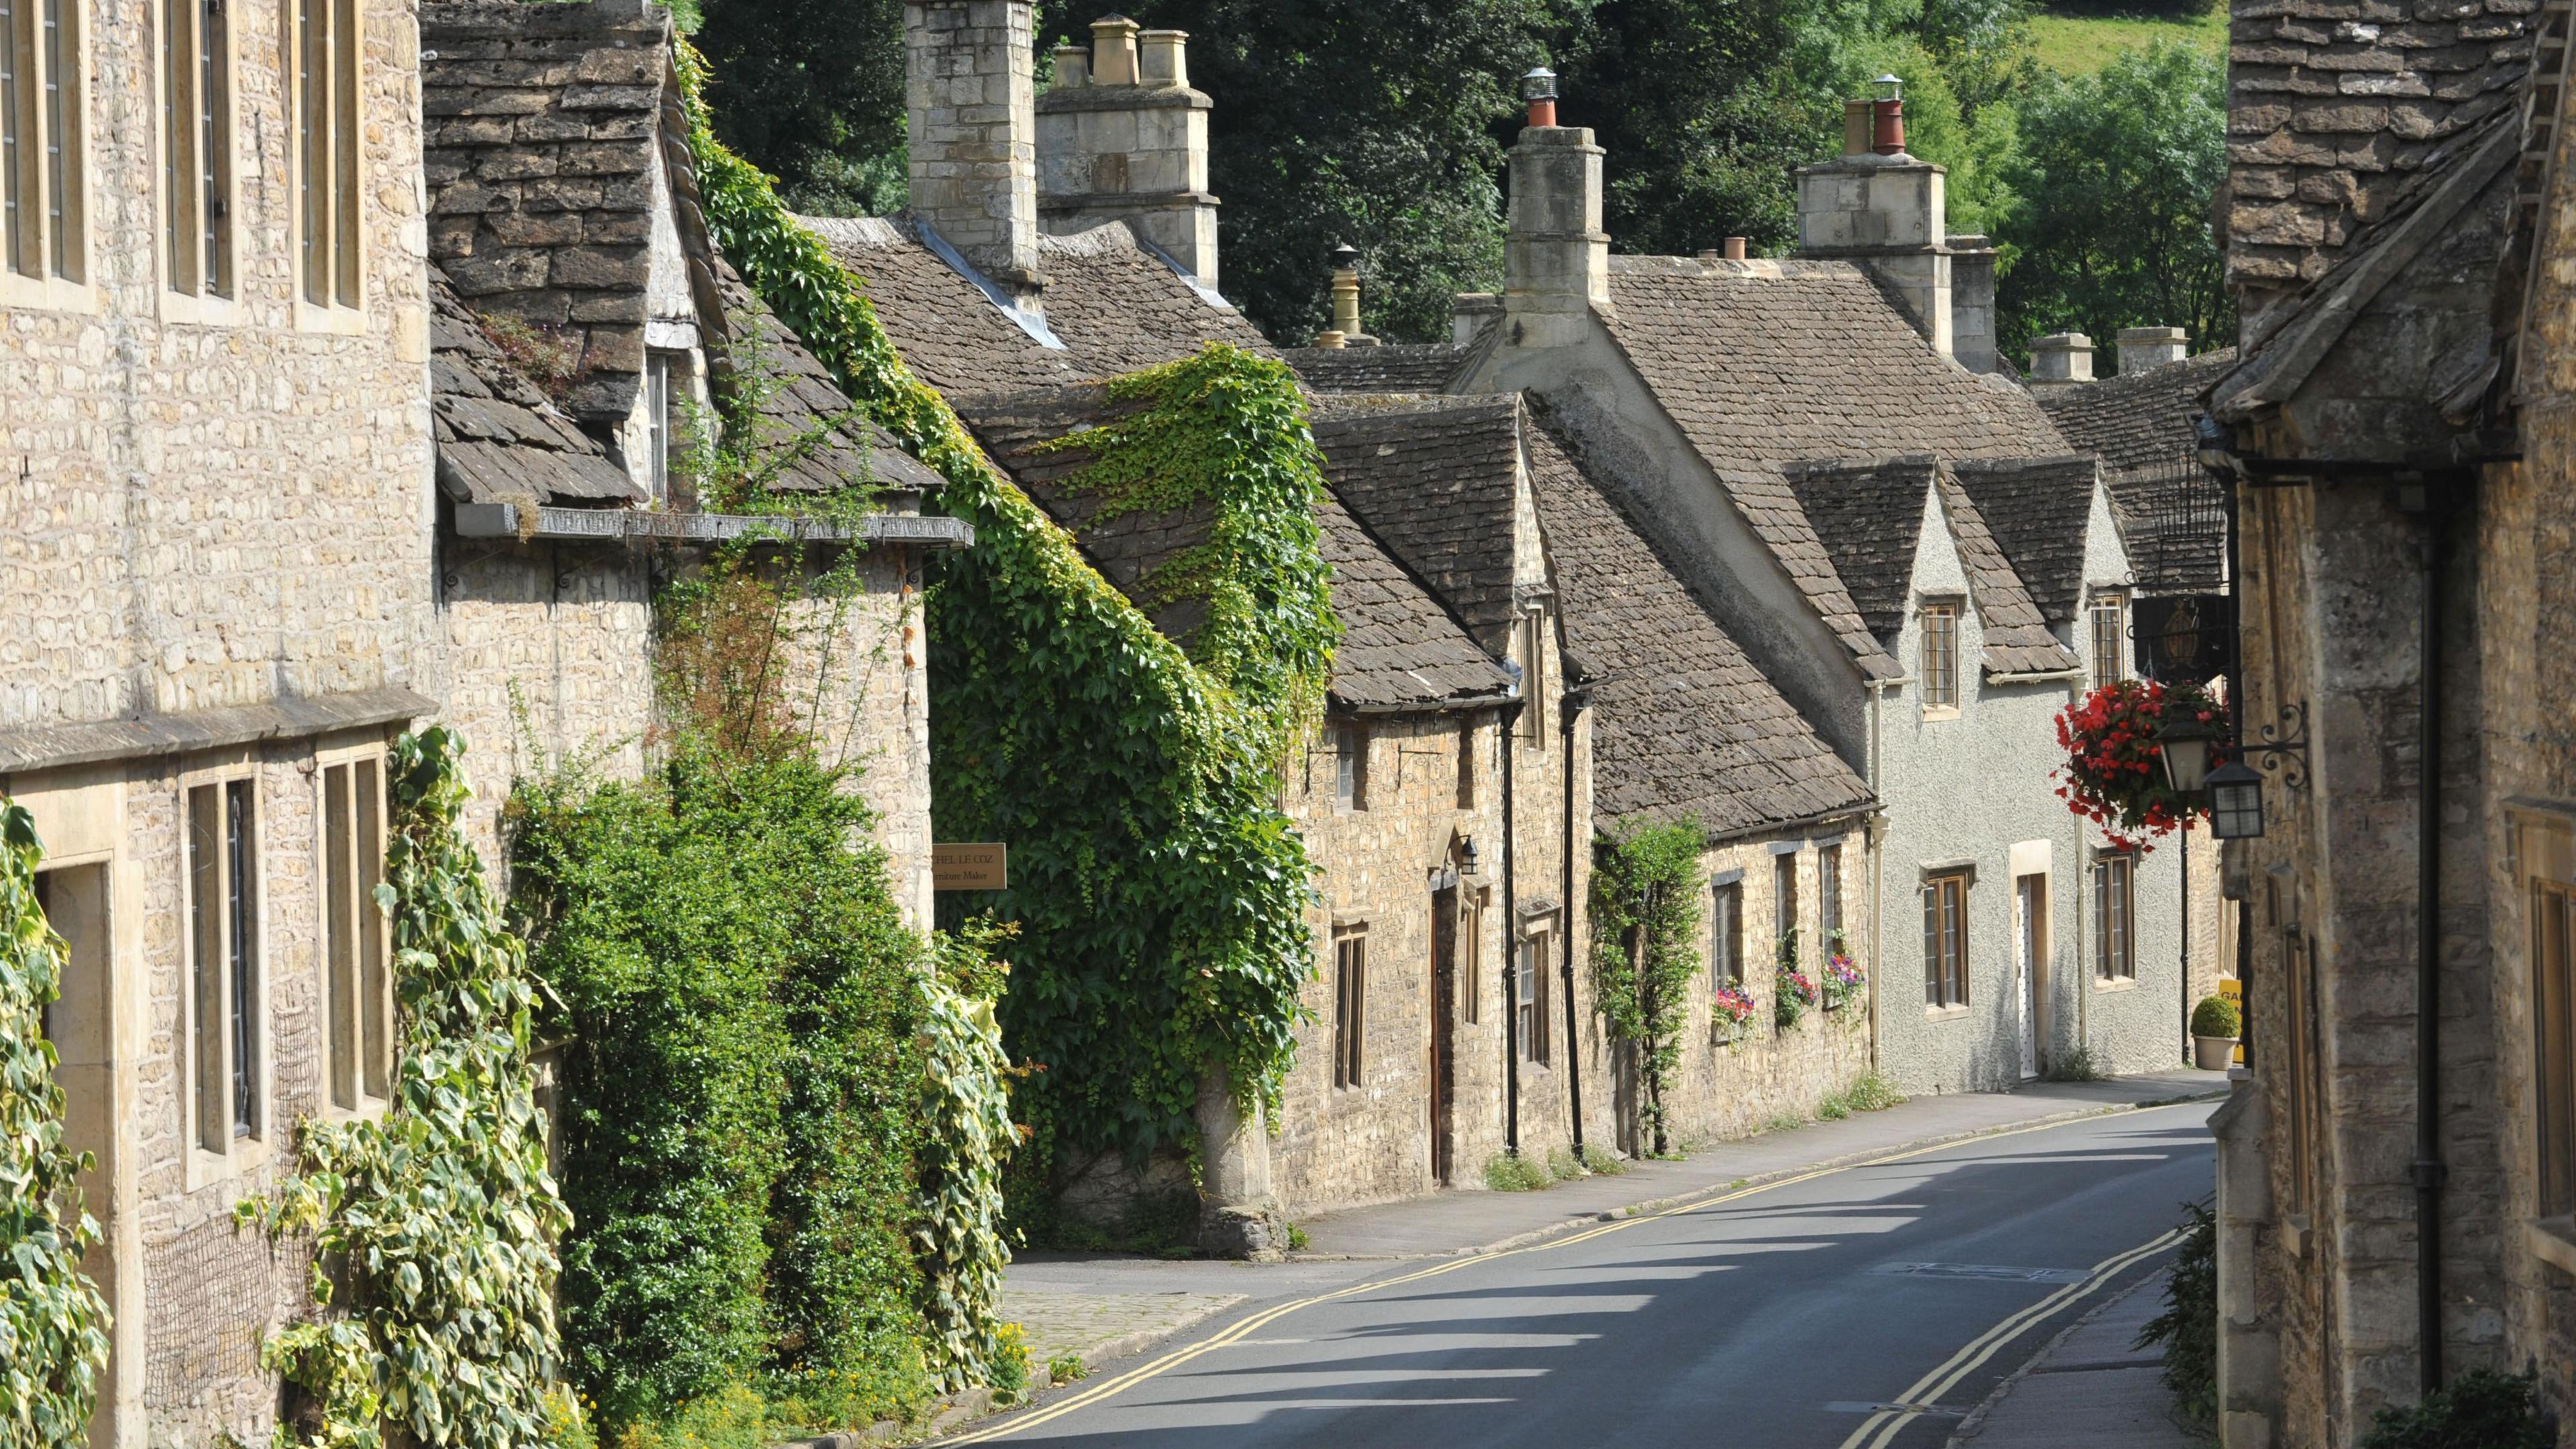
2029;0;2226;72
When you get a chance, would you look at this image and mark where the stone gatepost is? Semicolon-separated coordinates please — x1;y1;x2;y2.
1195;1068;1286;1258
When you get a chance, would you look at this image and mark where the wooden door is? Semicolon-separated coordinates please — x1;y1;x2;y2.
1430;883;1458;1185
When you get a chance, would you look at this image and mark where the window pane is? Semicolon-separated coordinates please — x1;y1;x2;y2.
331;0;358;307
40;0;66;278
2;0;21;274
227;780;256;1136
188;784;225;1152
199;0;228;295
299;0;323;302
357;756;388;1098
1821;847;1841;940
2539;883;2574;1215
1923;882;1940;1005
325;764;356;1111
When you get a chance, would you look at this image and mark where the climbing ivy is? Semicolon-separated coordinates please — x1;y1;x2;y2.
681;47;1335;1212
0;802;112;1449
238;728;578;1449
1589;823;1706;1158
916;922;1018;1389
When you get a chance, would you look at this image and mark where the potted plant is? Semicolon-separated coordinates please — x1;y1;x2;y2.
1775;930;1817;1029
2053;680;2228;853
2191;994;2241;1070
1821;931;1864;1014
1712;983;1758;1044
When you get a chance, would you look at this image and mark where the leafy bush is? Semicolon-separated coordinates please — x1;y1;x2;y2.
0;802;112;1448
1485;1152;1555;1192
1821;1072;1908;1120
2047;1042;2108;1083
2192;996;2240;1038
1590;822;1706;1156
1580;1144;1628;1175
2359;1370;2553;1449
2139;1199;2216;1426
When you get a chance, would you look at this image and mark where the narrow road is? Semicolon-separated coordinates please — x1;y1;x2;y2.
952;1102;2214;1448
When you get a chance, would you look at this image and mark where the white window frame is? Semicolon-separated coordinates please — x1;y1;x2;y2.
1920;600;1962;716
1517;921;1553;1065
2090;592;2128;692
0;0;96;312
180;757;270;1188
2094;851;2136;984
287;0;364;333
315;741;396;1119
154;0;239;324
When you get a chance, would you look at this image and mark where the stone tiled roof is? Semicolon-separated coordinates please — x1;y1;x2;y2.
954;385;1509;713
1032;225;1277;373
429;266;639;507
804;217;1079;395
1525;421;1875;836
712;264;946;497
1786;458;1937;646
2223;0;2533;297
1951;455;2102;627
1284;344;1465;395
1307;395;1528;637
1596;256;2065;678
1936;471;2082;676
2035;350;2238;475
421;0;700;423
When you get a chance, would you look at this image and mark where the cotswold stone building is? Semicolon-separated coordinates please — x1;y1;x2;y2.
2198;0;2576;1437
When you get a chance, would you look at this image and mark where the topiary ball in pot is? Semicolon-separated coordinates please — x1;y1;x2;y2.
2191;995;2240;1069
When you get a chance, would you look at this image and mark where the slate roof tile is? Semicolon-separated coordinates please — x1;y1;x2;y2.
429;264;640;506
804;217;1080;395
1034;224;1278;373
1285;344;1465;395
711;263;947;497
1786;457;1938;646
1309;395;1527;637
1935;471;2083;676
1951;454;2102;627
2034;350;2237;475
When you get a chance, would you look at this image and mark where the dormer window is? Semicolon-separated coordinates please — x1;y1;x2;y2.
645;351;674;506
2090;593;2127;690
1921;601;1960;712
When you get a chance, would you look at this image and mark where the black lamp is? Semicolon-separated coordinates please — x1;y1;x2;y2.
2205;761;2266;839
2157;712;2218;794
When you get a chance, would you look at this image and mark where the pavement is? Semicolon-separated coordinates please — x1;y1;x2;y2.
949;1071;2227;1448
1951;1267;2211;1448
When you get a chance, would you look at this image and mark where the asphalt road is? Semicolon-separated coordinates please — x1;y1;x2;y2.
951;1102;2216;1449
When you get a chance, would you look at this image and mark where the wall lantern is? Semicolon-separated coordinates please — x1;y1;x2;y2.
2204;761;2267;840
2157;712;2218;794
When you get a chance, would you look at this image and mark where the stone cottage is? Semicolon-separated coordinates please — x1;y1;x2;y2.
1445;84;2190;1093
2194;0;2576;1436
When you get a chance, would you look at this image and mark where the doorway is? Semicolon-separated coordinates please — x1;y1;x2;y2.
2015;873;2048;1080
37;863;119;1449
1430;877;1458;1186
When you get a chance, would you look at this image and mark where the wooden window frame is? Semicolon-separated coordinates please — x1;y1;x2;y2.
1819;843;1842;946
1518;608;1548;749
1517;926;1553;1065
2094;852;2135;982
290;0;363;329
1334;721;1367;813
1774;849;1799;958
1332;928;1366;1089
1462;888;1483;1026
0;0;91;309
1920;601;1960;714
2090;592;2128;692
181;761;268;1185
156;0;236;317
1923;871;1969;1010
317;744;394;1118
1711;880;1742;987
2518;813;2576;1225
1455;717;1477;809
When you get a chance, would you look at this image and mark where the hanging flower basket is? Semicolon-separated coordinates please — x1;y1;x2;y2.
2052;679;2227;853
1821;947;1865;1014
1775;930;1818;1030
1713;983;1758;1044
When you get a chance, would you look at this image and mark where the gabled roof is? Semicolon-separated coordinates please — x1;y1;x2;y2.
1285;344;1466;396
2034;350;2237;476
1308;395;1528;637
1525;420;1875;837
1786;457;2082;678
953;385;1510;714
429;266;639;508
712;265;947;497
1030;225;1277;373
421;0;710;423
803;217;1079;395
1951;455;2102;627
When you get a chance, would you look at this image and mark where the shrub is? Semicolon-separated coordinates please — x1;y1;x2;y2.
2359;1371;2553;1449
1485;1152;1554;1192
2139;1199;2216;1425
1580;1144;1628;1175
2046;1043;2108;1083
2192;995;2241;1039
1589;822;1705;1157
1821;1072;1908;1120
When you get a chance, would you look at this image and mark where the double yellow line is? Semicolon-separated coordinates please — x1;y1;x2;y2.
1833;1227;2183;1449
948;1102;2202;1445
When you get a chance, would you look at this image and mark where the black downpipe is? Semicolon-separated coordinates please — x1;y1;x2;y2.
2412;497;2451;1393
1502;698;1523;1158
2181;828;2193;1063
1560;690;1583;1158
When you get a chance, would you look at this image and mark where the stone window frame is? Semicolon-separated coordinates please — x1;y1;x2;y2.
0;0;97;313
286;0;364;333
2088;590;2128;693
1919;598;1962;717
152;0;241;324
2510;804;2576;1271
1709;873;1743;989
1817;839;1843;949
178;753;274;1192
2092;849;2136;986
1332;720;1368;814
1516;607;1548;750
1515;911;1554;1067
1330;924;1366;1091
313;739;394;1122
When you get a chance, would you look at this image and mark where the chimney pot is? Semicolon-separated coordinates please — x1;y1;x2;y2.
2114;325;2190;374
1051;43;1089;89
1328;244;1375;345
1091;14;1140;86
1315;330;1348;350
1138;28;1187;87
1521;66;1558;128
1872;97;1906;156
2029;331;2096;384
1723;235;1748;261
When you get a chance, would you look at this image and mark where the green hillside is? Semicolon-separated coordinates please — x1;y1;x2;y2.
2029;0;2226;73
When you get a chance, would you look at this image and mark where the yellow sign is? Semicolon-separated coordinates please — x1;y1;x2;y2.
934;843;1008;891
2220;976;2245;1065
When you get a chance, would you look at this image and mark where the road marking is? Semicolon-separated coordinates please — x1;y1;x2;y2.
1832;1228;2183;1449
1867;1263;2094;1283
947;1102;2208;1445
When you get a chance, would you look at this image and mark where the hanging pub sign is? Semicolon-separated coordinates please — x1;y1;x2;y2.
2133;593;2233;685
933;843;1008;891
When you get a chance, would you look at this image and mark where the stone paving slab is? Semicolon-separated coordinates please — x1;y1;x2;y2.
1293;1069;2228;1259
1951;1268;2211;1449
1000;1289;1246;1385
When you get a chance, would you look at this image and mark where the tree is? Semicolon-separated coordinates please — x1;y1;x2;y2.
1589;822;1705;1157
691;0;910;215
1993;42;2231;369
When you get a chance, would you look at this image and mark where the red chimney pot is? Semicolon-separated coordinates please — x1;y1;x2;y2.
1528;97;1557;127
1872;98;1906;156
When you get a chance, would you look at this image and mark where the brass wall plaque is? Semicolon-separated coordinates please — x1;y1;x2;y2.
934;843;1008;890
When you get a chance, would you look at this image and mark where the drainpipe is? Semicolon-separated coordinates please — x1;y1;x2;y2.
2404;485;2451;1393
1560;685;1584;1157
1502;695;1523;1158
2180;827;2192;1064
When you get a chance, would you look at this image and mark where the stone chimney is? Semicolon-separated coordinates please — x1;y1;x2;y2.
2029;332;2095;386
1452;292;1502;347
906;1;1041;299
1503;68;1609;349
2116;326;2188;374
1036;15;1220;285
1793;83;1974;366
1947;234;1998;376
